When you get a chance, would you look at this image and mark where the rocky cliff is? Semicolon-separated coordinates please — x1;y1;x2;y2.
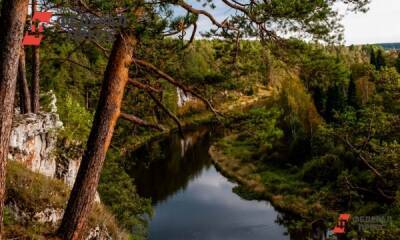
8;92;82;187
8;112;63;178
5;94;106;236
8;109;100;203
177;87;195;107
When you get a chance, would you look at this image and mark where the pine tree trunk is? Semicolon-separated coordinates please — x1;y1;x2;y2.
57;33;136;240
31;0;40;113
18;46;32;114
0;0;29;237
31;47;40;112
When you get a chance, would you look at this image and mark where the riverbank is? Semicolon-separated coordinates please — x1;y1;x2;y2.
209;135;400;240
209;143;335;222
121;85;272;154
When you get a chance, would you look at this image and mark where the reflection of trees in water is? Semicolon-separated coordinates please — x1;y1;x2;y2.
276;213;329;240
124;127;212;204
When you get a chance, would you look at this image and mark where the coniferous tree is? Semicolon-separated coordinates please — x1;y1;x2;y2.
18;47;32;114
370;48;376;67
376;49;386;70
326;85;346;121
347;74;358;109
57;32;137;240
31;0;40;113
396;52;400;73
0;0;29;236
313;87;326;116
45;0;371;238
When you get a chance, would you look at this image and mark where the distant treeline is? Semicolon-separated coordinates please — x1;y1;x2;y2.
377;42;400;50
350;43;400;50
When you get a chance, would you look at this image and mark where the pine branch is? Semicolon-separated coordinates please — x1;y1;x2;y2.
119;112;164;131
128;78;161;93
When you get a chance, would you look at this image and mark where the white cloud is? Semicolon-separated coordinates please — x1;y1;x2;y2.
342;0;400;45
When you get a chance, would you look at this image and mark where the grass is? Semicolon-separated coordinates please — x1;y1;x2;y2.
217;135;258;161
6;161;69;212
4;161;130;239
259;169;307;195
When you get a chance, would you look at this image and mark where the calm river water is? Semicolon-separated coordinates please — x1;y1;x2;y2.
127;127;292;240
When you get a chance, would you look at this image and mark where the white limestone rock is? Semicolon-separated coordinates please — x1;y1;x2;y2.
33;208;64;226
8;112;63;178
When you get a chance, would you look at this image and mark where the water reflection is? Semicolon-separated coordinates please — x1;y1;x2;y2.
149;167;289;240
126;127;291;239
125;127;211;204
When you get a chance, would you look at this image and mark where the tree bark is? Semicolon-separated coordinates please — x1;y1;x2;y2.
31;0;40;113
57;33;136;240
0;0;29;237
18;46;32;114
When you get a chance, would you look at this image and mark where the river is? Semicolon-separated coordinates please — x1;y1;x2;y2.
126;126;294;240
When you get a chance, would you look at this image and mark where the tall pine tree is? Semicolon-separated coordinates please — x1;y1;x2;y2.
376;49;386;70
0;0;29;236
396;52;400;73
326;85;346;122
347;74;358;108
370;48;376;67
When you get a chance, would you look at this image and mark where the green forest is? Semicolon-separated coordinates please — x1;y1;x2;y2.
0;0;399;240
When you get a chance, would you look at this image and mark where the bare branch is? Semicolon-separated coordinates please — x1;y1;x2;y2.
163;30;182;37
119;112;164;131
67;40;87;59
128;78;161;93
230;0;249;7
336;134;385;182
91;40;110;58
147;91;184;136
221;0;248;14
343;175;395;202
76;0;102;17
177;1;229;29
183;22;197;49
377;187;395;201
47;57;102;75
134;59;221;117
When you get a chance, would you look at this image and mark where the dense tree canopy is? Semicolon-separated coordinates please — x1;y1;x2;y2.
8;0;400;240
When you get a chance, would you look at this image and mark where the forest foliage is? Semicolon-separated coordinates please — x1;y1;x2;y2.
2;0;399;239
36;35;399;237
215;41;400;239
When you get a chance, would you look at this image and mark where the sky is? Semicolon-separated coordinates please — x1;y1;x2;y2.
341;0;400;45
183;0;400;45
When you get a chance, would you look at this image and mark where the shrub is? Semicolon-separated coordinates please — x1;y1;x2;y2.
301;154;344;186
